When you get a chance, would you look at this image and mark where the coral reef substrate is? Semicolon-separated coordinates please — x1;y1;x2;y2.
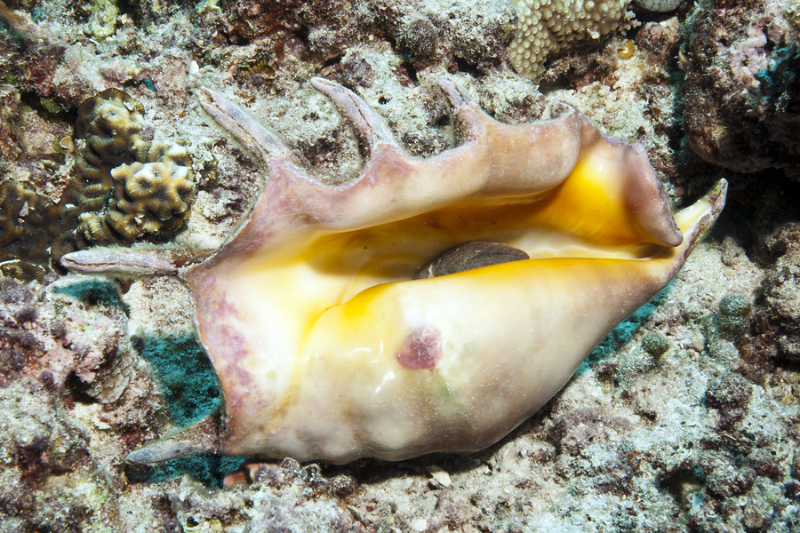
0;0;799;531
509;0;638;79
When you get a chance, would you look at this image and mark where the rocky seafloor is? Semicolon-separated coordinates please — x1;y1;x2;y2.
1;0;800;531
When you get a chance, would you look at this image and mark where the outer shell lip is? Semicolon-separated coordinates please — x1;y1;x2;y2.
62;78;725;465
197;78;682;257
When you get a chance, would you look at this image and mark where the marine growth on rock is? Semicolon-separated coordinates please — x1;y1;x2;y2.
681;0;800;176
634;0;682;11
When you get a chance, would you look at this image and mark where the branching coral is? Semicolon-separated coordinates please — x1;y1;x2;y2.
53;89;196;264
509;0;638;79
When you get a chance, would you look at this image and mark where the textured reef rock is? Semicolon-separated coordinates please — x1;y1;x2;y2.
745;218;800;371
681;0;800;177
0;276;150;532
0;180;62;281
1;0;800;531
634;0;684;11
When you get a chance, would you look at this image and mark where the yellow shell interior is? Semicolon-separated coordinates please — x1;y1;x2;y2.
220;142;674;380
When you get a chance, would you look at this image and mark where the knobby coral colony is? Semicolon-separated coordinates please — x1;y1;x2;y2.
0;89;196;282
51;89;196;264
63;77;726;465
509;0;639;79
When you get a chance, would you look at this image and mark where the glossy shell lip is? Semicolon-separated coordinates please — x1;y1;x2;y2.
62;76;726;465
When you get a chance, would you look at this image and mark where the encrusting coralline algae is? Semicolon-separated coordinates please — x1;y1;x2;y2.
1;0;800;532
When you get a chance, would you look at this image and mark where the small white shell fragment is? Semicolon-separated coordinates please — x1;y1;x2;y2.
426;465;452;487
411;518;428;532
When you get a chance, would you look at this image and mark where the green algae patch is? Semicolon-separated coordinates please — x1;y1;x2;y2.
54;279;129;315
128;453;246;487
137;334;222;428
128;334;246;487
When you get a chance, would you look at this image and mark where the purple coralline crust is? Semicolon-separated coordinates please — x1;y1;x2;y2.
396;327;443;370
681;0;800;177
1;0;800;531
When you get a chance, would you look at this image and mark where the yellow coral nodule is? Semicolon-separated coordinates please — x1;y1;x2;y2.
82;183;111;198
0;180;64;278
618;38;635;59
0;259;46;283
106;210;138;240
66;88;197;254
125;167;158;199
79;195;108;212
77;213;108;243
138;215;164;233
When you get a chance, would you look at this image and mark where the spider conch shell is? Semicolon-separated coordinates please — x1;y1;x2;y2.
63;77;726;465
